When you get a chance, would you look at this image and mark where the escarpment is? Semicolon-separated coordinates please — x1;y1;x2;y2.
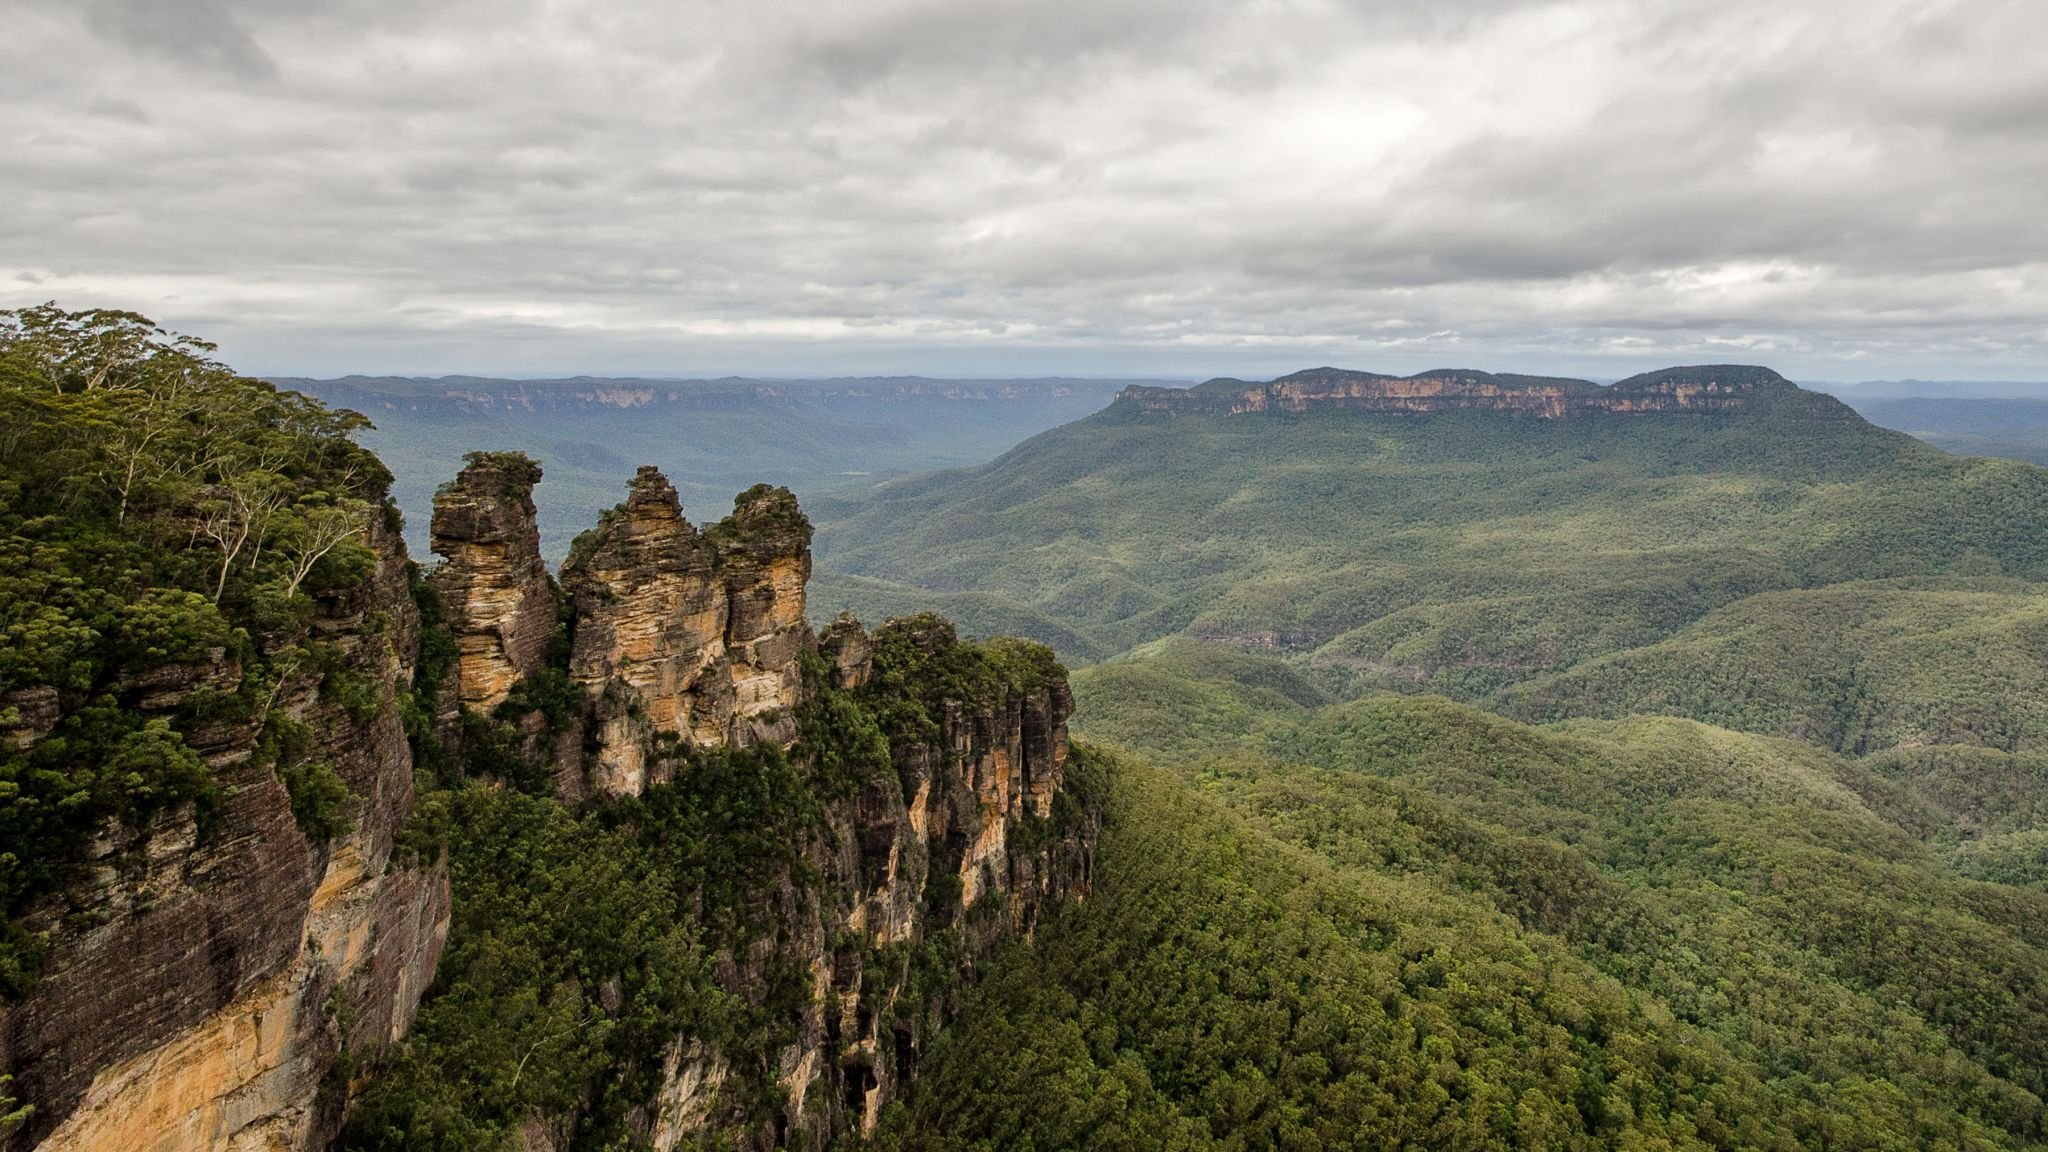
1;498;449;1152
332;456;1101;1150
648;613;1095;1149
1118;363;1800;417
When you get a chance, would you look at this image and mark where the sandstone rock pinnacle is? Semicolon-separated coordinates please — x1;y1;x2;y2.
561;466;735;794
429;451;558;714
560;469;815;795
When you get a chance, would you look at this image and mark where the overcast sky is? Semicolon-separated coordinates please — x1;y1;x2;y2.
4;0;2046;380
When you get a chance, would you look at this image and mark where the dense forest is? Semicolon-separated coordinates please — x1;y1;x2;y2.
820;375;2048;1150
866;692;2048;1149
868;748;2048;1149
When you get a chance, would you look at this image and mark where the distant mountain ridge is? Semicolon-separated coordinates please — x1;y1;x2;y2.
273;373;1165;414
272;374;1176;564
1119;363;1798;418
813;362;2048;739
1848;396;2048;467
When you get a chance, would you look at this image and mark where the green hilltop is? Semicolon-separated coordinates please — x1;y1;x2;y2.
813;368;2048;755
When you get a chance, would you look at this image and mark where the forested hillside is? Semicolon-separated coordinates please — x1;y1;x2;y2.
0;305;395;995
867;661;2048;1148
826;365;2048;1151
871;740;2048;1150
813;373;2048;753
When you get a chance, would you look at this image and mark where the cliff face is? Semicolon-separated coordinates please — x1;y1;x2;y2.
1119;364;1793;418
558;470;812;797
648;615;1095;1149
415;461;1101;1150
1;506;448;1152
429;453;559;714
10;449;1096;1152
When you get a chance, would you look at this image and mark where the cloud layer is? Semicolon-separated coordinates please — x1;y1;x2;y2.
5;0;2046;378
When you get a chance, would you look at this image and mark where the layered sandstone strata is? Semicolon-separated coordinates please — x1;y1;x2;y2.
556;470;813;796
428;452;558;713
1;502;448;1152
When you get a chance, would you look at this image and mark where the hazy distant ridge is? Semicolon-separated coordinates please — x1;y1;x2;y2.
271;374;1181;411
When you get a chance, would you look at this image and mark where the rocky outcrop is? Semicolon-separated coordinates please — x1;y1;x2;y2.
709;484;813;747
557;470;812;797
1118;364;1795;418
648;614;1096;1148
1;504;448;1152
559;467;733;796
429;452;557;714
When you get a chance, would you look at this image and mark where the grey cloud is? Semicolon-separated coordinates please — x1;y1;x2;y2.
1;0;2045;379
84;96;150;122
81;0;278;80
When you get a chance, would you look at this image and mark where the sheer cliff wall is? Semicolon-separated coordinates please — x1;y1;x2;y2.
2;500;449;1152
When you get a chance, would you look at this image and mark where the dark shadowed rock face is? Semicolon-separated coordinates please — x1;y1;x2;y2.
1;507;449;1152
429;452;558;714
1118;364;1797;417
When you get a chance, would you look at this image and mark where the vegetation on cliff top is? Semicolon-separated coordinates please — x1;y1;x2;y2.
0;305;393;996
